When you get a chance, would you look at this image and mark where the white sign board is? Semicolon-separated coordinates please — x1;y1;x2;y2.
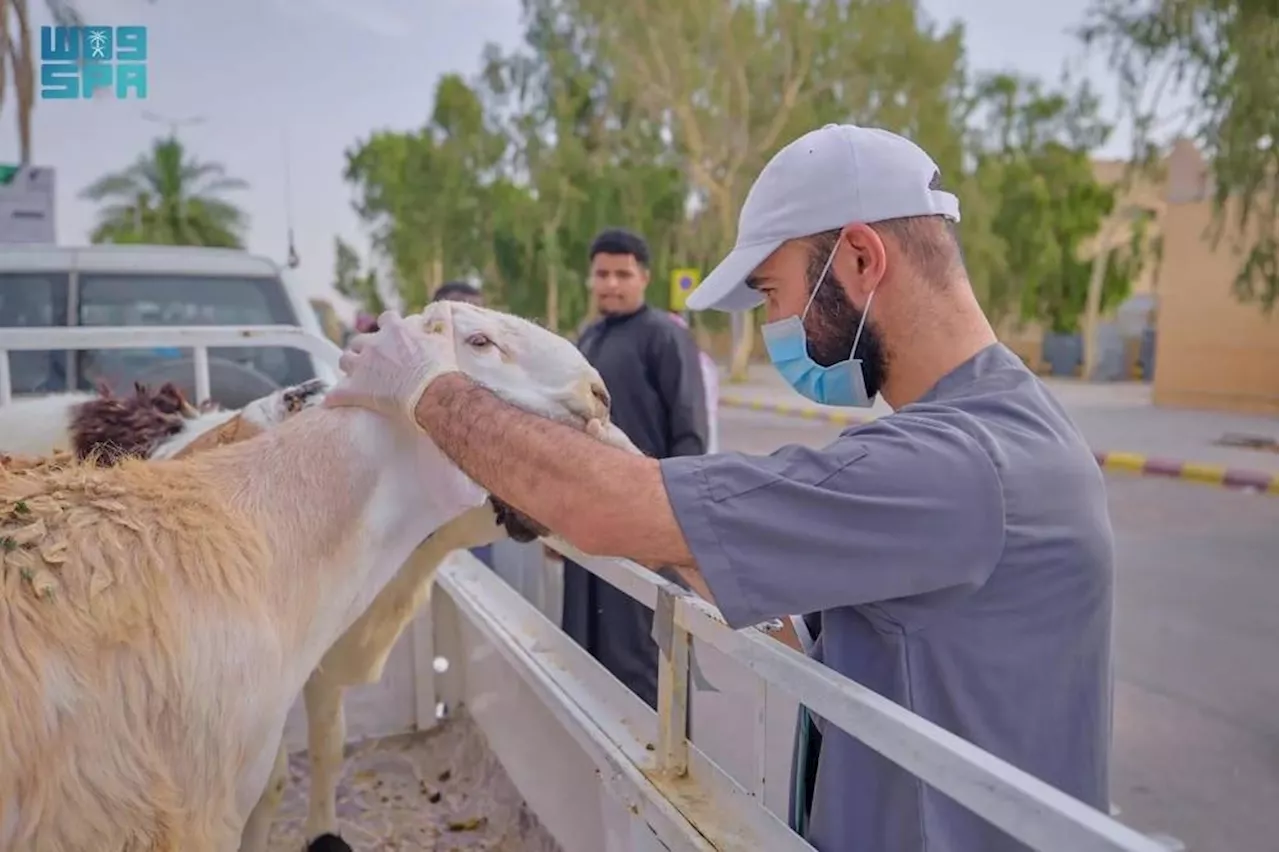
0;165;56;245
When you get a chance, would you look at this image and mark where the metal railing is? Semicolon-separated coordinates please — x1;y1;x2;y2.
0;325;1183;851
534;541;1180;852
0;325;343;405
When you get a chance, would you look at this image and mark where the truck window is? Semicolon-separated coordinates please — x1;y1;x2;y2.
0;272;70;394
75;273;315;393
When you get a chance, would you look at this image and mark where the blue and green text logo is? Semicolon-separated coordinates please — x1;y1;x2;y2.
39;25;148;100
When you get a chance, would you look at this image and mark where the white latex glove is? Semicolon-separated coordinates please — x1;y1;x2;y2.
324;307;460;428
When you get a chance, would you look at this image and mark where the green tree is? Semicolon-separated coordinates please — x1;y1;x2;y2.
80;135;249;247
336;0;1181;353
477;0;689;331
343;130;431;309
344;74;508;312
965;72;1146;334
1080;0;1278;311
331;236;386;316
568;0;974;378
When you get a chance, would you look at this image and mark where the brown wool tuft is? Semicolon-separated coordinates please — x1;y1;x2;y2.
69;382;198;466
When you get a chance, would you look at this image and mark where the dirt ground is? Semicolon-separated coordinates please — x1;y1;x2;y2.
266;709;561;852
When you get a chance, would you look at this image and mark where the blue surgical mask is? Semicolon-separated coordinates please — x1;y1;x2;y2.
760;242;878;408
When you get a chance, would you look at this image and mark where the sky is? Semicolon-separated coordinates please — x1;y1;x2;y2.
10;0;1143;321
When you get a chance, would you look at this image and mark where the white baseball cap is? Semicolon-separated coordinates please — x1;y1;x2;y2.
685;124;961;312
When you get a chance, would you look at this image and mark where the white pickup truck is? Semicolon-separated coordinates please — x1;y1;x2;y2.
0;243;337;408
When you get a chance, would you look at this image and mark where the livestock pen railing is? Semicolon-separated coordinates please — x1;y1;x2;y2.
0;326;1185;852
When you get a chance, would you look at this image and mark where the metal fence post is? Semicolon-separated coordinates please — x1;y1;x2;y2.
654;587;691;777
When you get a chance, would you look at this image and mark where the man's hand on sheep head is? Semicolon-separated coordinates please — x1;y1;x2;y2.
325;307;459;429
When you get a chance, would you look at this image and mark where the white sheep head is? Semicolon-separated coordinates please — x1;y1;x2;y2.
409;301;641;538
438;302;610;421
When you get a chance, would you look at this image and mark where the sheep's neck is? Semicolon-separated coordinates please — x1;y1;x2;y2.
191;407;479;675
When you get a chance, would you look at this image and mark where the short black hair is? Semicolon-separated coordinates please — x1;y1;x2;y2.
588;228;650;269
431;280;482;302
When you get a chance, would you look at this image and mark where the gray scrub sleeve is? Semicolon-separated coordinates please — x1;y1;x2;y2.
658;415;1007;630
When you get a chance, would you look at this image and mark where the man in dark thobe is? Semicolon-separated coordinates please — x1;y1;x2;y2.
562;228;709;708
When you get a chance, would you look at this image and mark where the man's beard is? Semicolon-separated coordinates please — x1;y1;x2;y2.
804;266;888;399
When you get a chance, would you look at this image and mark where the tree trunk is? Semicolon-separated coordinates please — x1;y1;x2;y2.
542;195;567;333
0;0;12;122
1081;220;1119;382
544;221;560;333
12;0;34;164
1082;209;1145;380
725;201;754;382
429;232;444;303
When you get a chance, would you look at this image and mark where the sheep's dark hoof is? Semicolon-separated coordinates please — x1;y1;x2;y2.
306;833;353;852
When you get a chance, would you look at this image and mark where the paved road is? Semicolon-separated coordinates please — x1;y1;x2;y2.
718;406;1279;852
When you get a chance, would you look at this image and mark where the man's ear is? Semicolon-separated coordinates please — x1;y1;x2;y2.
834;223;887;303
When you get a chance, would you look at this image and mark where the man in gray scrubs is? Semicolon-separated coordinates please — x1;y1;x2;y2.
326;124;1115;852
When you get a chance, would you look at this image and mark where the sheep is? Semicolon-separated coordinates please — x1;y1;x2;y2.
0;390;99;457
0;302;619;852
0;350;561;852
65;379;330;465
57;371;560;852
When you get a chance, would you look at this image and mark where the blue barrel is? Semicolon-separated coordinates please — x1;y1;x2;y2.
1041;333;1083;377
1139;328;1157;382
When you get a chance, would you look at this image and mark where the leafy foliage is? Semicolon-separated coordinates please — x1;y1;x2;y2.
569;0;973;373
332;236;386;316
966;72;1145;332
80;135;249;247
337;0;1261;345
1080;0;1279;312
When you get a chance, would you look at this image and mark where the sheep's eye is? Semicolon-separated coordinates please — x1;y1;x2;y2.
466;333;494;349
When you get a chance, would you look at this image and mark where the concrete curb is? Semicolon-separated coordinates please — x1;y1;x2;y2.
719;395;1279;496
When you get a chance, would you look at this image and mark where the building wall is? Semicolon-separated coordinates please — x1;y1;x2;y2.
0;165;56;245
994;139;1277;408
1151;196;1278;415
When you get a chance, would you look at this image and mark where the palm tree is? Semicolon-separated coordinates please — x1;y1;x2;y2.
0;0;82;162
80;134;250;247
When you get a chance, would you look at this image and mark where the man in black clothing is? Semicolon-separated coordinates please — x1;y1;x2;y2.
563;228;710;708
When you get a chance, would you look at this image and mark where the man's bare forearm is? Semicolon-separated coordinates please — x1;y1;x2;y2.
413;374;696;568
